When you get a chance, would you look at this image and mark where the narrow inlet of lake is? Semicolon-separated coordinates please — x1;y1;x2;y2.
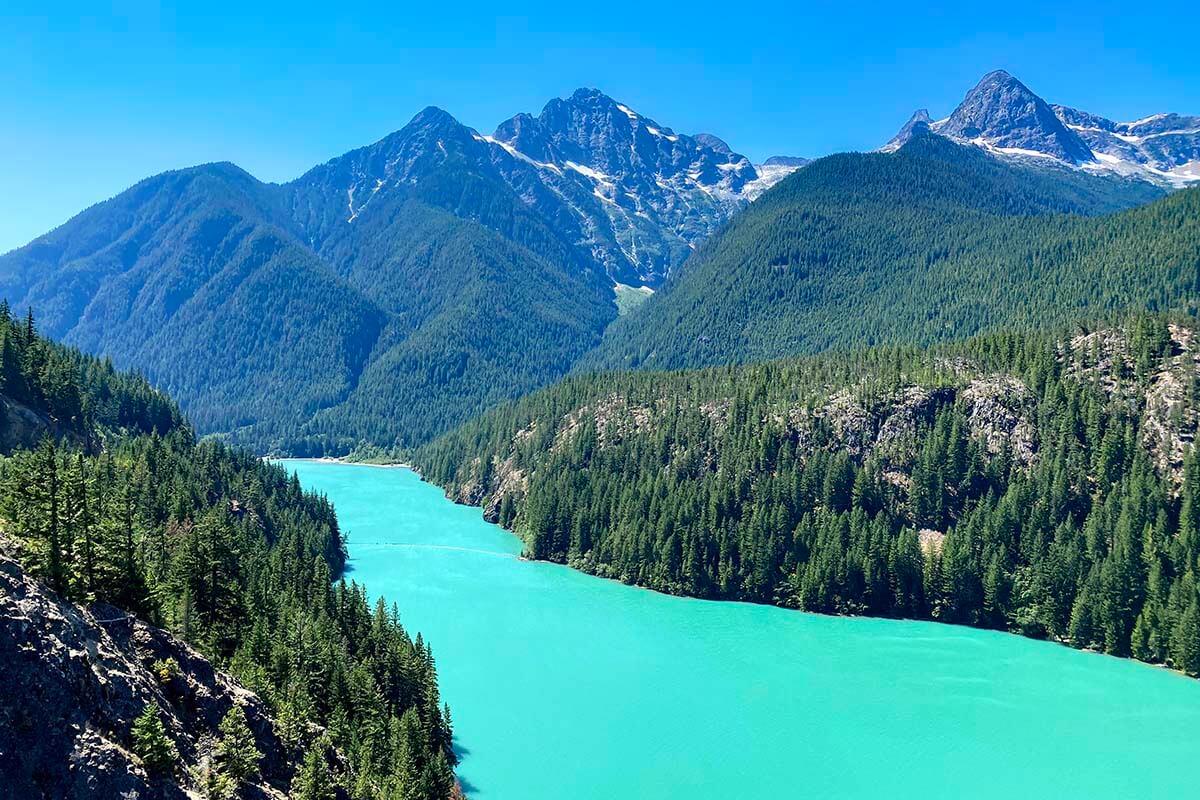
280;460;1200;799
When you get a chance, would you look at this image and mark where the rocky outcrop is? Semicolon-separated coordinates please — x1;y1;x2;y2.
0;394;88;454
1140;325;1200;484
960;376;1037;466
1065;323;1200;486
0;545;293;800
803;386;955;465
481;458;527;524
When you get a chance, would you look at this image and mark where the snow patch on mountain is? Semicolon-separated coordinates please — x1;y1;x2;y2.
475;133;564;174
1054;105;1200;187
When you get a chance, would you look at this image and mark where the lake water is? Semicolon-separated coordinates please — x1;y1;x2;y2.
280;460;1200;799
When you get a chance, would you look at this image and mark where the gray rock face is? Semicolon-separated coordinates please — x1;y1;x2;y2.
934;70;1094;163
881;109;933;152
0;394;88;453
0;546;293;800
489;87;766;284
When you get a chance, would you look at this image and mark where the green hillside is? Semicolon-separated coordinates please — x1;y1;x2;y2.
0;308;457;796
419;315;1200;677
0;133;614;453
583;135;1190;371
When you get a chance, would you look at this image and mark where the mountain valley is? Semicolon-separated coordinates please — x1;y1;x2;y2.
1;72;1196;457
5;38;1200;800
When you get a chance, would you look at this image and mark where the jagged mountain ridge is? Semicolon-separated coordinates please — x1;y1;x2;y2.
302;89;803;287
487;88;797;284
884;70;1200;186
1052;106;1200;184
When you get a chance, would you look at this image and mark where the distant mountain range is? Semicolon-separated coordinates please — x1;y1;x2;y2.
0;90;803;452
2;74;1196;454
883;70;1200;187
293;88;803;289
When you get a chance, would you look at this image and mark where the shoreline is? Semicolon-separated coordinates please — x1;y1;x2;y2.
281;459;1200;685
267;456;414;469
430;479;1200;684
274;455;1200;681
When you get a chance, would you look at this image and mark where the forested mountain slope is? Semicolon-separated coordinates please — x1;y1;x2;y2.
0;94;1169;455
0;309;458;799
281;109;617;449
419;316;1200;677
0;163;389;442
0;90;805;455
0;115;612;453
583;134;1189;372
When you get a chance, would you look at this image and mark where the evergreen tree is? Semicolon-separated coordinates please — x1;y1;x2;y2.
1173;598;1200;677
215;705;262;783
291;740;337;800
131;705;178;777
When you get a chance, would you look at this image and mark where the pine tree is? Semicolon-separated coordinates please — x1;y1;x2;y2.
96;471;151;614
215;705;262;782
290;740;337;800
1172;598;1200;677
131;704;178;777
389;708;430;800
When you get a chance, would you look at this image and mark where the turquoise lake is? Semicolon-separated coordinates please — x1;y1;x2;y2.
281;460;1200;799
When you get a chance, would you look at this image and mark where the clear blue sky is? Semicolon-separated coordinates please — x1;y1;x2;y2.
3;0;1196;253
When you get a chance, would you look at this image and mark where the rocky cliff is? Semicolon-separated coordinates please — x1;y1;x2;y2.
0;543;296;800
0;394;88;454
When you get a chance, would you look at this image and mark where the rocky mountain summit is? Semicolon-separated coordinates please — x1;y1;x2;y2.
885;70;1200;186
932;70;1094;163
0;544;299;800
483;88;796;285
294;88;805;287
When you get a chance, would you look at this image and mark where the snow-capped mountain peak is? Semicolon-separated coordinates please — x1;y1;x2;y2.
477;89;807;285
300;91;807;288
883;70;1200;187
